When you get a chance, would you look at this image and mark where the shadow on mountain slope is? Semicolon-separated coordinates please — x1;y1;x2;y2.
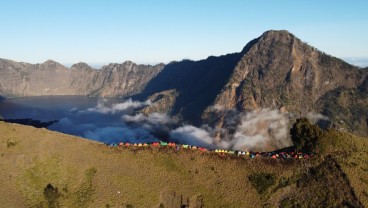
135;38;259;125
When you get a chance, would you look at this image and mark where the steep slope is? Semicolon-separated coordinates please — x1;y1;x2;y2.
203;30;367;135
91;61;164;97
0;59;164;97
136;38;258;124
211;30;365;112
1;122;367;207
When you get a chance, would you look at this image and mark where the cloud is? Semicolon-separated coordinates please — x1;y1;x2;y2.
170;125;215;148
341;57;368;68
84;126;157;144
86;98;151;114
306;112;329;124
123;112;173;126
227;109;291;151
46;98;325;151
168;108;293;151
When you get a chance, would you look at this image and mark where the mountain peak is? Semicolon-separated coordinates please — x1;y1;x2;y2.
42;59;58;64
262;29;293;36
41;59;64;68
71;62;93;70
258;30;297;44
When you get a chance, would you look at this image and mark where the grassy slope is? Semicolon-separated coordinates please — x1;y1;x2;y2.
0;121;367;207
318;130;368;206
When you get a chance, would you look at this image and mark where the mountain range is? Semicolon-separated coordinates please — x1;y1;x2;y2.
0;30;367;137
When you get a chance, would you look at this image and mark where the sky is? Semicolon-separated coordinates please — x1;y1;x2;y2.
0;0;367;67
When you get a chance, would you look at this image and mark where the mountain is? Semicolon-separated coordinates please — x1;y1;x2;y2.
1;121;367;207
0;30;367;137
0;59;164;97
202;30;367;136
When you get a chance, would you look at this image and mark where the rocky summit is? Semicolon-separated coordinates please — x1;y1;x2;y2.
0;30;367;137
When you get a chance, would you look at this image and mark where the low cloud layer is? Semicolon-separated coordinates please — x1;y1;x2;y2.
168;108;293;151
43;98;328;151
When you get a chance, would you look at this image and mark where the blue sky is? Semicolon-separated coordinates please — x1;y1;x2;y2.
0;0;367;66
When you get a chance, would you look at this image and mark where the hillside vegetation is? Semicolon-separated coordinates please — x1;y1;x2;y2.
0;121;367;207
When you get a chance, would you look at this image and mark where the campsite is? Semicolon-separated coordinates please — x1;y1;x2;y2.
106;141;312;161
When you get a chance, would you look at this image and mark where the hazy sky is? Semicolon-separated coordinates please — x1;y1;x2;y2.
1;0;367;66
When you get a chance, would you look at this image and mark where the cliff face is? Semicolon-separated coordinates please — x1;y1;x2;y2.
204;30;367;135
0;59;164;97
211;30;364;113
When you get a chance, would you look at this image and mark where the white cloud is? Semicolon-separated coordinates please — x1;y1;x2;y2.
86;98;151;114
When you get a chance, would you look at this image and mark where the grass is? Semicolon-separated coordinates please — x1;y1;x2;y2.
72;167;97;208
0;121;367;207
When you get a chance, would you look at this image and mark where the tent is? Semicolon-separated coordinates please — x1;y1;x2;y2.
125;143;130;147
198;147;207;151
152;142;160;147
138;143;143;147
182;144;189;149
143;143;148;147
160;142;168;146
118;142;124;146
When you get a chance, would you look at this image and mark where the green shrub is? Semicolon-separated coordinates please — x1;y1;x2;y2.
248;173;276;194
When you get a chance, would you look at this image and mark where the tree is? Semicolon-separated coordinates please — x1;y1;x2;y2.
290;118;322;152
43;183;60;208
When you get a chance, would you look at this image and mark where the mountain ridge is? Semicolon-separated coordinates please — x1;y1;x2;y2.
0;30;367;137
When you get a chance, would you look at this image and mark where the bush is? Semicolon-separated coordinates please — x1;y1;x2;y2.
248;173;276;194
290;118;322;152
7;139;17;148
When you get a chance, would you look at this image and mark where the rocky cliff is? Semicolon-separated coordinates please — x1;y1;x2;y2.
202;30;367;135
0;59;164;97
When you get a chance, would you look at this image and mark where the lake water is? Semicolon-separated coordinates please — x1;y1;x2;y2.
0;96;161;144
